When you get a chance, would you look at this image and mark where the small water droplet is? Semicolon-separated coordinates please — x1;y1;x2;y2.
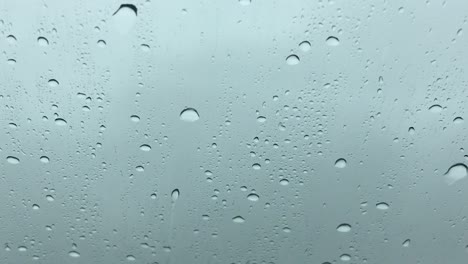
139;144;151;151
340;254;351;261
46;195;54;202
6;156;20;164
429;104;442;113
408;127;415;135
299;41;311;52
126;255;136;261
140;44;150;51
97;39;106;47
326;36;340;46
279;179;289;186
180;108;200;122
7;59;16;65
453;117;464;124
257;116;266;123
40;156;50;163
171;189;180;202
32;204;40;210
286;54;300;65
376;202;389;210
232;216;245;223
150;193;157;199
68;251;80;258
336;224;352;233
444;163;468;185
130;115;140;122
402;239;411;247
37;37;49;46
18;246;27;252
335;158;347;168
252;163;261;170
247;193;259;202
48;79;59;87
135;166;144;172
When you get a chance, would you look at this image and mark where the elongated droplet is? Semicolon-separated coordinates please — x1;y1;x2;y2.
7;156;20;164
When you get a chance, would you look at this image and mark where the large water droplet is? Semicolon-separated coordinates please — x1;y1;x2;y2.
32;204;40;210
55;118;67;126
335;158;347;168
336;224;352;233
252;163;261;170
68;251;80;258
286;54;300;65
429;104;442;113
112;4;138;35
247;193;259;202
40;156;50;163
7;156;20;164
130;115;140;122
37;37;49;46
299;41;311;52
453;117;464;124
340;254;351;261
376;202;389;210
46;195;54;202
180;108;200;122
232;216;245;223
18;246;27;252
171;189;180;202
326;36;340;46
48;79;59;87
444;163;468;185
139;144;151;151
6;35;17;44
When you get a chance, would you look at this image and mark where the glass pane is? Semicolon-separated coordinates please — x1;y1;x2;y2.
1;0;467;263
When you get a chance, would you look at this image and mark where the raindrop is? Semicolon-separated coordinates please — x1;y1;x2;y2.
444;163;468;185
408;127;415;135
126;255;136;261
150;193;157;199
40;156;50;163
32;204;40;210
247;193;259;202
140;44;150;51
257;116;266;123
6;156;20;164
139;144;151;151
299;41;311;52
286;54;300;65
171;189;180;202
130;115;140;122
326;36;340;46
402;239;411;247
112;4;138;35
7;59;16;65
232;216;245;223
453;117;464;124
135;166;144;172
68;251;80;258
37;37;49;46
279;179;289;186
336;224;352;233
252;163;261;170
55;118;67;126
429;104;442;113
340;254;351;261
18;246;27;252
48;79;59;87
46;195;54;202
97;40;106;47
335;158;347;168
180;108;200;122
376;202;389;210
6;35;17;44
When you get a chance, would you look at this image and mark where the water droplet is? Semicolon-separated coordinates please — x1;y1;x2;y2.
279;179;289;186
7;156;20;164
335;158;347;168
180;108;200;122
340;254;351;261
97;39;106;47
112;4;138;35
150;193;157;199
444;163;468;185
6;35;17;44
171;189;180;201
376;202;389;210
247;193;259;202
55;118;67;126
232;216;245;223
40;156;50;163
139;144;151;151
408;127;415;135
286;54;300;65
135;166;144;172
336;224;352;232
429;104;442;113
252;163;261;170
32;204;40;210
282;227;291;233
239;0;251;5
257;116;266;123
453;117;464;124
46;195;54;202
18;246;27;252
48;79;59;87
299;41;311;52
402;239;411;247
130;115;140;122
37;37;49;46
7;59;16;65
126;255;136;261
326;36;340;46
68;251;80;258
140;44;150;51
